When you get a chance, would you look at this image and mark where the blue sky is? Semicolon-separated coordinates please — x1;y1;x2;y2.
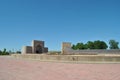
0;0;120;51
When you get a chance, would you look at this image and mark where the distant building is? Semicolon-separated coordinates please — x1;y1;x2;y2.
22;40;48;54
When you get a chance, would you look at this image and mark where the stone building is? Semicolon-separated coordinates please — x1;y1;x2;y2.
22;40;48;54
62;42;71;54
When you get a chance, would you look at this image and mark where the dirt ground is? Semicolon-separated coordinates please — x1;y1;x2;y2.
0;56;120;80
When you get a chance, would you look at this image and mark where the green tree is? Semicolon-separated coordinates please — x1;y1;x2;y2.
87;41;94;49
72;40;108;50
72;42;87;50
76;43;85;49
16;51;21;54
0;48;9;55
109;40;119;49
72;44;77;50
100;41;108;49
3;48;6;53
84;43;88;49
0;50;2;55
94;40;108;49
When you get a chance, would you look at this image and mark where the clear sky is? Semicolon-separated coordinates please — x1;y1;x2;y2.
0;0;120;51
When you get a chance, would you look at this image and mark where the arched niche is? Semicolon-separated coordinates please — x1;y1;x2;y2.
36;45;42;53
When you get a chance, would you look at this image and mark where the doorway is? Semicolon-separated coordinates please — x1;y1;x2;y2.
36;45;42;53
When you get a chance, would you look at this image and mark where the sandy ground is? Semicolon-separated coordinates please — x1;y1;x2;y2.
0;56;120;80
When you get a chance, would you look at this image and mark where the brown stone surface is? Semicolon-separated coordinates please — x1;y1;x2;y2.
0;56;120;80
62;42;71;54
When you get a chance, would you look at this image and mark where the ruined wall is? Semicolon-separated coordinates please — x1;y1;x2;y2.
61;42;120;55
44;47;48;53
66;49;120;55
62;42;71;54
22;46;32;54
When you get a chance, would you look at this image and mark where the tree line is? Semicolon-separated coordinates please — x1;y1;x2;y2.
72;39;119;50
0;48;9;55
0;48;21;55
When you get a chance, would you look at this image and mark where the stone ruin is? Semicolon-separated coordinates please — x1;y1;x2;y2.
22;40;120;55
62;42;71;54
22;40;48;54
61;42;120;55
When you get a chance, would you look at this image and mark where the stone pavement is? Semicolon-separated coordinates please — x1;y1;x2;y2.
0;56;120;80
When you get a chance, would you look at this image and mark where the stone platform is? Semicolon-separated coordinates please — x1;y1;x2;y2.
12;54;120;63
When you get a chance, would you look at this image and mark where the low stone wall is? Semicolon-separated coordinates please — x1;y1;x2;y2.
64;48;120;55
11;54;120;63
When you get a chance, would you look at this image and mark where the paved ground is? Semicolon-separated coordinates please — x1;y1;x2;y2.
0;56;120;80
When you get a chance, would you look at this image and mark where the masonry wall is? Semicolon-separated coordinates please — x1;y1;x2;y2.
62;42;71;54
61;42;120;55
64;48;120;55
12;54;120;62
22;46;32;54
22;40;48;54
32;40;45;53
44;47;48;53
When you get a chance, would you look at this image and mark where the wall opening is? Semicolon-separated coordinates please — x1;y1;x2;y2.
36;45;42;53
